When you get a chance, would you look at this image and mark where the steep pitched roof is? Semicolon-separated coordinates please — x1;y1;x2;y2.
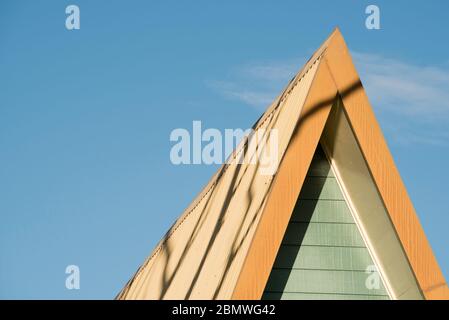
117;29;449;300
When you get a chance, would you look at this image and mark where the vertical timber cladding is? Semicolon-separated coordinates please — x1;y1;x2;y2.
262;145;390;300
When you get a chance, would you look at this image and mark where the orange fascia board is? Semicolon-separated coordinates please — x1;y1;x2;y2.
231;58;338;299
232;29;449;300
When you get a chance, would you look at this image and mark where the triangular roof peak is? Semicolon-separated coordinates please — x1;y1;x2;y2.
118;30;449;300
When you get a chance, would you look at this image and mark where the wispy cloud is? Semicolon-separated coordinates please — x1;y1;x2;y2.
206;80;275;108
353;52;449;120
353;51;449;146
206;58;306;110
208;52;449;146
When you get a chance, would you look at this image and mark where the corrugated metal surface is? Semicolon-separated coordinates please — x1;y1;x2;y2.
117;55;322;300
262;146;390;300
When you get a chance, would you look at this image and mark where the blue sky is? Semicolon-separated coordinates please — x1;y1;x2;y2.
1;0;448;299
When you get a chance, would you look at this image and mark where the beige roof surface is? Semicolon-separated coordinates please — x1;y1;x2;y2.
118;52;321;300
